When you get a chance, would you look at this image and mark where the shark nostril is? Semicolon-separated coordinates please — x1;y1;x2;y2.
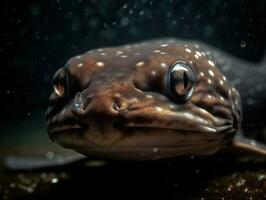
112;98;128;111
113;101;121;111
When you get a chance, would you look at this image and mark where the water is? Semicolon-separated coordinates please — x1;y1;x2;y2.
1;0;266;199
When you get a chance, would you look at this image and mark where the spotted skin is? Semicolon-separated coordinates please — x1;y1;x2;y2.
46;39;265;160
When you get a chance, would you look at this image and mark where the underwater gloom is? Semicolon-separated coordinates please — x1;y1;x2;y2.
1;0;266;199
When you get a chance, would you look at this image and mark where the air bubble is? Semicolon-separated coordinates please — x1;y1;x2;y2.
255;84;263;91
153;147;158;153
236;179;246;187
247;98;254;105
257;174;265;181
120;17;130;26
51;178;58;184
240;41;246;48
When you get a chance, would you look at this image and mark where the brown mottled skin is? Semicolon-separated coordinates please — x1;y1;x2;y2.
45;39;253;160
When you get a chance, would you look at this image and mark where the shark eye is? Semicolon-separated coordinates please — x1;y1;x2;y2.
167;62;195;102
53;64;68;97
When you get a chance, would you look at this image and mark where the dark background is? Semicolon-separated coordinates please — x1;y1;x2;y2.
1;1;266;199
1;0;266;127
